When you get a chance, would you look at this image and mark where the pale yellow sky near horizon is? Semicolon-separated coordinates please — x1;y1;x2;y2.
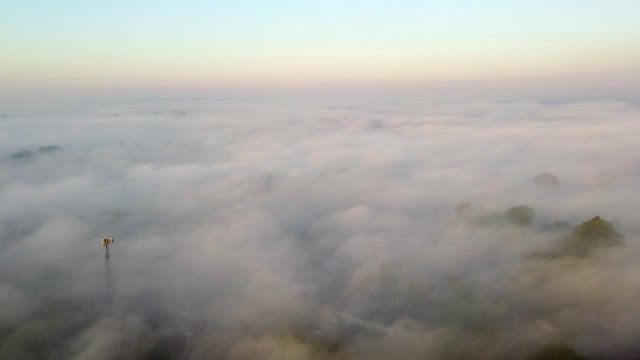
2;1;640;96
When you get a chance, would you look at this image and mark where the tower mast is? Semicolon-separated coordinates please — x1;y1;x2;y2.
101;236;114;304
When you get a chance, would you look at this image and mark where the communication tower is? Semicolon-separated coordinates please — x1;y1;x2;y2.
101;236;115;304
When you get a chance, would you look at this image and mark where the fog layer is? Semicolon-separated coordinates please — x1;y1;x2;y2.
1;97;640;359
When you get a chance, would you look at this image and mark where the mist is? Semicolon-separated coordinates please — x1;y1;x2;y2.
1;95;640;359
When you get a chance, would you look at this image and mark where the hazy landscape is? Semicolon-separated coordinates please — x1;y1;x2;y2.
1;96;640;359
3;1;640;359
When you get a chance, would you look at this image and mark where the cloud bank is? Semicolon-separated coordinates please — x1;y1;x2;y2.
1;96;640;359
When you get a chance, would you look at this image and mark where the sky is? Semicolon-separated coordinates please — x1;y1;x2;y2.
1;1;640;95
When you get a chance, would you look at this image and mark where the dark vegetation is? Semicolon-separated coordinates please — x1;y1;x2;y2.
527;343;587;360
504;205;536;226
472;204;536;227
0;298;98;359
560;216;623;256
3;145;63;163
532;172;559;186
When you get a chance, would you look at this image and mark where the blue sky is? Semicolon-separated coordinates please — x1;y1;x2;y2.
2;0;639;94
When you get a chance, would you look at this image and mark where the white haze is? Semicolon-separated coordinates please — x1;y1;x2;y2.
1;96;640;359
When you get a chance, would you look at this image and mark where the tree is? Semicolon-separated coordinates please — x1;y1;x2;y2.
528;343;587;360
504;205;535;226
532;172;559;186
561;216;623;256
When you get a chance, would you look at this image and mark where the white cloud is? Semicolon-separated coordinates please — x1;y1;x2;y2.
1;96;640;359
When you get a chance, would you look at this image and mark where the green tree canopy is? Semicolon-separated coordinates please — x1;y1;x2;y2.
561;216;623;256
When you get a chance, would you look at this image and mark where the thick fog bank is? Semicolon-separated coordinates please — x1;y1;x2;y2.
1;97;640;359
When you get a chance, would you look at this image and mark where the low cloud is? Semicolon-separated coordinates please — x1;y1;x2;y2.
1;96;640;359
